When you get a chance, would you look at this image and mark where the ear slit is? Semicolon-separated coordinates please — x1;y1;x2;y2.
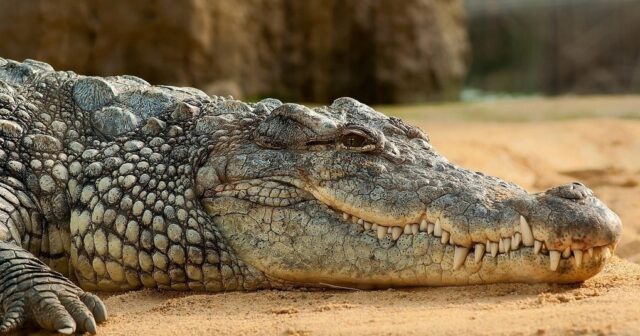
254;103;341;149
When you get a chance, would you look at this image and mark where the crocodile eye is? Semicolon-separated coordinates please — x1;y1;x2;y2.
340;133;368;148
336;125;381;152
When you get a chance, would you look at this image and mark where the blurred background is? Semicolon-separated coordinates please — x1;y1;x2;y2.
2;0;467;104
1;0;639;261
465;0;640;99
2;0;640;103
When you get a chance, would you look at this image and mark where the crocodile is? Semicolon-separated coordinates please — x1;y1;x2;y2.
0;58;622;334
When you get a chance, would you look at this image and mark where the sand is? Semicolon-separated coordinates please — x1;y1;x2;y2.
29;99;640;335
98;258;640;335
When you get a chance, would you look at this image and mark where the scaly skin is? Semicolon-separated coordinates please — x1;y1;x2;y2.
0;58;622;334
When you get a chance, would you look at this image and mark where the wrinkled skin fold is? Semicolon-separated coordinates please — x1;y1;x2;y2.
0;58;622;334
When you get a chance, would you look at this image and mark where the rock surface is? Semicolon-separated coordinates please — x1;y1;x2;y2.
0;0;468;103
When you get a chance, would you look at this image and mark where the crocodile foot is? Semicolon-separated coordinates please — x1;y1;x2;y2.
0;244;107;334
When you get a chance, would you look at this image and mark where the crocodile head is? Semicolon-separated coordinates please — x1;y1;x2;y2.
198;97;622;288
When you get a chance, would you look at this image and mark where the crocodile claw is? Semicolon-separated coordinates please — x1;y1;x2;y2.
0;284;106;335
0;244;107;334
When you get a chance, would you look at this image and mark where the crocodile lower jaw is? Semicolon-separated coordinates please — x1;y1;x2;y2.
338;210;614;272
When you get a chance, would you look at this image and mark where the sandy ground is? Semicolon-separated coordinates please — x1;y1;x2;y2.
32;97;640;335
98;258;640;335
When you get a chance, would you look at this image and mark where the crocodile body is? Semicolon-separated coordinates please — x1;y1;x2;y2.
0;58;622;334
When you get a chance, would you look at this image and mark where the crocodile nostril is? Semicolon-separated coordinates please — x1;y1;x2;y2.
546;182;593;200
571;182;586;189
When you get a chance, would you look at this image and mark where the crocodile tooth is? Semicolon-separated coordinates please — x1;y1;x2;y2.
583;249;591;261
387;226;392;233
372;223;378;230
490;242;498;257
449;235;454;245
602;246;612;259
411;224;419;235
592;247;601;259
485;240;491;251
427;223;435;235
377;226;387;239
549;251;561;271
588;247;594;258
520;215;534;246
441;230;450;244
404;225;412;235
453;246;469;270
391;227;403;240
512;233;521;250
343;213;350;221
474;244;485;263
419;219;428;232
562;246;571;258
434;218;442;237
364;222;372;230
498;239;505;253
504;238;511;253
573;250;583;267
534;240;542;254
357;218;364;225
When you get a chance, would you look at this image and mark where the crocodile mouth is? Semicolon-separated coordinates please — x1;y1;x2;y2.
203;177;615;273
331;210;615;272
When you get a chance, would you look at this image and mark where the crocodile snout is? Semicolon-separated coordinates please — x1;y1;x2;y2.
519;182;622;269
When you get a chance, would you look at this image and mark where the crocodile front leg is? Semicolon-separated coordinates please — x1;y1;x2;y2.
0;183;106;334
0;243;106;334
